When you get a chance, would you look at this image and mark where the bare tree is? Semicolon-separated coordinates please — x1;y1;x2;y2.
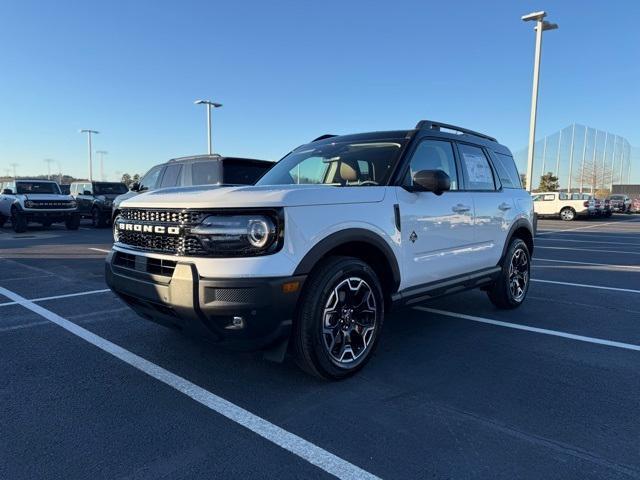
573;157;617;194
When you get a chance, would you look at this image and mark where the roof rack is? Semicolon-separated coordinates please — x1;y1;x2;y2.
415;120;497;143
311;134;337;142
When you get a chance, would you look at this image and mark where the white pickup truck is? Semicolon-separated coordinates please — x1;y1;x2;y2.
532;191;596;221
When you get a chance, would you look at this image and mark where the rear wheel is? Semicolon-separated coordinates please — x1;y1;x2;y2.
292;256;384;380
487;238;530;310
65;214;80;230
559;207;576;221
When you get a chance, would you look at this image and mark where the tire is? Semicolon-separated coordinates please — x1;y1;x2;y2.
11;209;27;233
65;214;80;230
91;208;107;228
41;220;52;228
0;214;6;228
292;256;384;380
559;207;576;221
487;238;531;310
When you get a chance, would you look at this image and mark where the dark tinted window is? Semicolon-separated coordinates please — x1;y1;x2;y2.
223;160;271;185
493;152;522;188
16;182;60;194
458;144;496;191
139;166;163;191
191;161;220;185
159;164;182;188
404;139;458;190
93;182;128;194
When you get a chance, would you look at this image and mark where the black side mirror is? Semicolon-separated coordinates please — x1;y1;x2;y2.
409;170;451;195
130;182;140;192
2;188;13;195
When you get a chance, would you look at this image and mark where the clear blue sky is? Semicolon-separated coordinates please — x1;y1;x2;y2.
1;0;638;181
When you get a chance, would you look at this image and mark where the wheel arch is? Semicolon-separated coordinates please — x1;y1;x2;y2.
293;229;401;307
500;218;534;263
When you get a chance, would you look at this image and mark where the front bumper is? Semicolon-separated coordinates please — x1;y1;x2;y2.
105;250;305;349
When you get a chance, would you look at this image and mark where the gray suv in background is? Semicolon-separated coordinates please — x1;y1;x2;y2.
112;154;273;220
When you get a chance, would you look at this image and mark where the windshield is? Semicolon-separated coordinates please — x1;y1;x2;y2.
16;182;61;194
93;182;128;195
256;140;405;187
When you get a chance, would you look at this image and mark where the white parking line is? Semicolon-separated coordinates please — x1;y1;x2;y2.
536;219;640;236
0;289;111;307
531;278;640;294
533;258;640;271
414;307;640;352
0;285;379;480
536;237;640;246
536;246;640;256
88;247;111;253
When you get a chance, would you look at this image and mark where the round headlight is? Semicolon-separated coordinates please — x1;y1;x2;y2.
70;200;77;208
25;200;34;208
247;219;271;248
113;217;120;243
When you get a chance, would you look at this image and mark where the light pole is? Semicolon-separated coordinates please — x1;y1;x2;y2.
10;163;18;179
522;11;558;191
96;150;108;181
79;129;99;181
194;100;222;155
43;158;54;180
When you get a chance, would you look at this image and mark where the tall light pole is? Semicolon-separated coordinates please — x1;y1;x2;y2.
194;100;222;155
522;11;558;191
43;158;54;180
79;129;99;181
96;150;108;181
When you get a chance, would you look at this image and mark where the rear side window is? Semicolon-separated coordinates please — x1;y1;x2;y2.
458;144;496;191
191;161;220;185
222;160;271;185
492;152;522;189
559;192;568;200
159;164;182;188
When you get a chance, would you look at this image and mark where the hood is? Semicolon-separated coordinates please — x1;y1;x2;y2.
120;184;387;209
23;193;73;201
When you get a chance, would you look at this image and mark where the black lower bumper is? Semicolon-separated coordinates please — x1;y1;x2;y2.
105;250;305;349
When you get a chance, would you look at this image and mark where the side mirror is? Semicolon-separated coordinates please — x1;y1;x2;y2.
409;170;451;195
130;182;140;192
2;188;12;195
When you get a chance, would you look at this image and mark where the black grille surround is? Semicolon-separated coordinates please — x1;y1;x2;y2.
115;207;284;257
26;200;75;209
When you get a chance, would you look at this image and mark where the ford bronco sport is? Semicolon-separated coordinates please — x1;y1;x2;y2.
106;120;535;379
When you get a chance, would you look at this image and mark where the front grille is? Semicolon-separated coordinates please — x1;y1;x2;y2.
114;251;177;276
27;201;74;209
116;208;207;256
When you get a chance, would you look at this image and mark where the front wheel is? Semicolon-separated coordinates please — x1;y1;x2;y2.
0;214;6;228
65;214;80;230
292;256;384;380
559;207;576;221
487;238;531;310
91;208;107;228
11;211;27;233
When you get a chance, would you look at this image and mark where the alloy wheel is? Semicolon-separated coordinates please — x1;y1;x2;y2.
508;248;529;302
322;277;377;365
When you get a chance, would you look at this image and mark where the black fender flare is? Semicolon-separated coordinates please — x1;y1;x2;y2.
293;228;401;292
500;218;534;263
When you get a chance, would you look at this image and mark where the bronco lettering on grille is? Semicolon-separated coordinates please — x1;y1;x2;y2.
117;223;181;235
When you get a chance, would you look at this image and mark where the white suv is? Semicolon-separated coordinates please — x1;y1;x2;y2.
106;120;535;379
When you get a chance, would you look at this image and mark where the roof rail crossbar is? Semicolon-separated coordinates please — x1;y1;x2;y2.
415;120;497;142
311;134;337;142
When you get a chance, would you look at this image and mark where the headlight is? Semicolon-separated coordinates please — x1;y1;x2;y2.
69;200;77;208
191;214;280;256
113;217;120;243
25;200;35;208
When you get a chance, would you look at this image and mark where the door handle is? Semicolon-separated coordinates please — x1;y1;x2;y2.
452;204;471;213
498;202;512;211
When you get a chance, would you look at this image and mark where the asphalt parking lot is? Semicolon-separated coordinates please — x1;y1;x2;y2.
1;216;639;480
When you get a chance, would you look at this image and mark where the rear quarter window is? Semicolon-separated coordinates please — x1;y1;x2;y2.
191;161;220;185
222;160;271;185
492;152;522;189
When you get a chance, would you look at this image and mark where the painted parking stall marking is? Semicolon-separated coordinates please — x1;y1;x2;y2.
0;285;380;480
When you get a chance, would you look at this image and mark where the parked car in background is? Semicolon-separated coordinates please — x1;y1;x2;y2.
111;154;273;220
0;179;79;232
631;198;640;213
59;184;71;195
71;181;129;227
607;194;632;213
532;191;594;221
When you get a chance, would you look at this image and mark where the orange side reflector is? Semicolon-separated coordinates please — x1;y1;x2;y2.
282;281;300;294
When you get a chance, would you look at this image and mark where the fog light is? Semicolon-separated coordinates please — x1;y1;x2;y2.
225;316;245;330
